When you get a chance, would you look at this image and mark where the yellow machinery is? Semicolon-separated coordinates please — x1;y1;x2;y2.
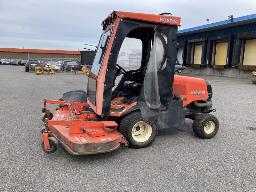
35;65;55;75
252;71;256;84
35;65;44;75
43;65;55;75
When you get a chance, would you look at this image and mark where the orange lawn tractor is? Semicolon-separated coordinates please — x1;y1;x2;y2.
41;11;219;155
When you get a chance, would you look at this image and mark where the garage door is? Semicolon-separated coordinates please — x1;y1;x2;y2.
214;42;228;65
193;44;202;64
243;39;256;66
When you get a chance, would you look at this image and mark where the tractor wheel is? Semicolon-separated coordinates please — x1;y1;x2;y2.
119;112;157;148
41;137;58;154
192;114;219;139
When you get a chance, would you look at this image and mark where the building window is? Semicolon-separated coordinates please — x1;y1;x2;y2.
242;39;256;66
213;41;228;66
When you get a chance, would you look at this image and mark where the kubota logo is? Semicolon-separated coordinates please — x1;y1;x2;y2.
160;17;178;24
190;91;206;95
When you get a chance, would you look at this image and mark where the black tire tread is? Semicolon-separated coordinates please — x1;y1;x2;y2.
192;113;219;139
119;112;157;148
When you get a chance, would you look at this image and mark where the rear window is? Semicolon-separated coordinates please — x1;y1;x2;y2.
117;37;142;71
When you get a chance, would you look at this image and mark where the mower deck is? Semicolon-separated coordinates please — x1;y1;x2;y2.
51;125;122;155
45;121;125;155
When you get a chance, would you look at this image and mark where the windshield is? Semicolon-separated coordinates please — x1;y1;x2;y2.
87;29;111;106
90;30;111;75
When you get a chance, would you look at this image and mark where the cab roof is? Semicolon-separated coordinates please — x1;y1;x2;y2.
102;11;181;30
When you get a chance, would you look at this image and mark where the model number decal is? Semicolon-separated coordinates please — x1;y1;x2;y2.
190;91;206;95
160;17;178;24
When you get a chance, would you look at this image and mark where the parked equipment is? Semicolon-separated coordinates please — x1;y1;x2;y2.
43;64;55;75
25;60;39;72
41;11;219;155
35;64;55;75
35;65;43;75
252;71;256;84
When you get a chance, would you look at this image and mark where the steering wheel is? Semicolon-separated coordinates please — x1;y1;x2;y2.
116;64;127;75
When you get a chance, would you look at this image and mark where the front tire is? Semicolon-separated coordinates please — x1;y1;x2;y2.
192;114;219;139
119;112;157;148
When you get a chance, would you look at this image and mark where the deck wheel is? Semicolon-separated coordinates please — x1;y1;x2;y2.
41;137;58;154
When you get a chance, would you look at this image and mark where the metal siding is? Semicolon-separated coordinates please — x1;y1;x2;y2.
243;39;256;66
178;14;256;34
193;44;202;64
215;42;228;65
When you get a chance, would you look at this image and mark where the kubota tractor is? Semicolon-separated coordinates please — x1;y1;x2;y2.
41;11;219;155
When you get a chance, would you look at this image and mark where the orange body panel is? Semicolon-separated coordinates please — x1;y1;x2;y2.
48;123;123;155
173;75;209;106
115;11;181;26
110;97;138;117
93;18;121;115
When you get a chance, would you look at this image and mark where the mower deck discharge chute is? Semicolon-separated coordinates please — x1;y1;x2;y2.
41;11;219;155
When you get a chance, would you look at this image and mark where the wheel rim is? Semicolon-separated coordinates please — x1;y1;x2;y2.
131;121;152;143
204;121;215;135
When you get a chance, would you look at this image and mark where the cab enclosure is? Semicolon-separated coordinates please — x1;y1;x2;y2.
86;12;184;129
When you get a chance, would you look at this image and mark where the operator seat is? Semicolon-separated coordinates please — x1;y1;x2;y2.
123;81;142;97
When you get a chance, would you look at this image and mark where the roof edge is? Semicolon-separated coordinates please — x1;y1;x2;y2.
178;13;256;35
0;48;81;55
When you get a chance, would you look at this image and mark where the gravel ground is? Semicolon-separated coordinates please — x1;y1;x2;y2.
0;65;256;192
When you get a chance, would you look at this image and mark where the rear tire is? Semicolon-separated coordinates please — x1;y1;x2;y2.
119;112;157;148
192;114;219;139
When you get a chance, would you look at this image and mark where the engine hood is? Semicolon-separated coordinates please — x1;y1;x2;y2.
173;75;209;106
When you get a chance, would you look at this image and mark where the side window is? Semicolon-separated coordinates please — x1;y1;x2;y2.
117;38;142;71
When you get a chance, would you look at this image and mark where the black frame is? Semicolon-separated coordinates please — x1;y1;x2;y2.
101;19;178;117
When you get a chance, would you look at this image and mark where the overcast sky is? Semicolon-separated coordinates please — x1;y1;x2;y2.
0;0;256;50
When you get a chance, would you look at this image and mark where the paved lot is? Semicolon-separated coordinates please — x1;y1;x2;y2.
0;65;256;192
